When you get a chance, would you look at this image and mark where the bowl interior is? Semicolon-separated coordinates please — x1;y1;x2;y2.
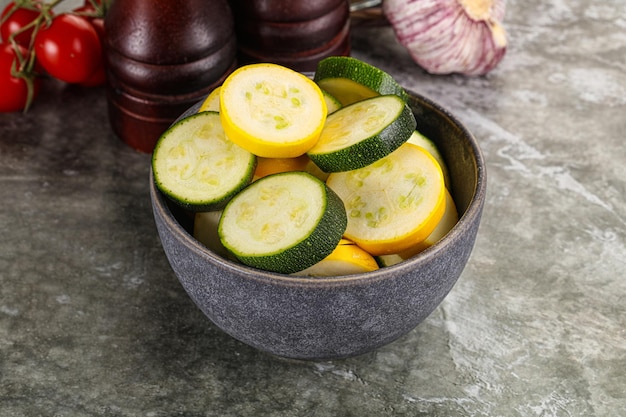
153;89;486;282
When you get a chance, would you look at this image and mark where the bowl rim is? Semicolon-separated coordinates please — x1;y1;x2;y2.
151;88;486;288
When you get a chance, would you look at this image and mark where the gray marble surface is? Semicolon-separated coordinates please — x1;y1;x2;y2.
1;1;625;416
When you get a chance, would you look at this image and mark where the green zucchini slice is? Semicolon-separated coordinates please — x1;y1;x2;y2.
152;111;257;211
314;56;409;105
218;171;347;274
307;95;416;173
321;88;343;114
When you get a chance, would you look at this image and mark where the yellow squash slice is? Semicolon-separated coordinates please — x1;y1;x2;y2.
377;188;459;266
326;143;446;256
219;63;327;158
294;238;379;277
253;154;310;180
407;130;451;188
198;86;222;113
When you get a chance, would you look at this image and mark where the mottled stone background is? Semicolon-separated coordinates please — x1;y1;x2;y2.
1;0;625;416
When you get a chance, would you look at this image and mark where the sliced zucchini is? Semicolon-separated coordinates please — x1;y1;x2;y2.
253;154;310;180
307;95;416;173
321;88;342;114
402;188;459;254
294;238;379;277
326;143;446;256
314;56;409;106
198;86;222;113
375;253;404;268
152;111;256;211
218;171;347;274
376;188;459;266
219;63;327;158
304;158;330;182
407;130;451;188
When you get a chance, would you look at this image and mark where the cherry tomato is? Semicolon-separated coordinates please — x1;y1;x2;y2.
0;43;40;112
72;4;107;86
34;14;102;84
89;16;105;41
79;64;106;87
74;0;107;30
0;2;42;47
72;3;106;52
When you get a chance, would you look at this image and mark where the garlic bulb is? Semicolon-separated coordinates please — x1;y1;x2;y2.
382;0;507;75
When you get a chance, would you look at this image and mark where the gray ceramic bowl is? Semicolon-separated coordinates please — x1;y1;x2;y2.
150;90;487;360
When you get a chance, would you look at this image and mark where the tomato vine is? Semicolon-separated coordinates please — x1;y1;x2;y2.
0;0;109;112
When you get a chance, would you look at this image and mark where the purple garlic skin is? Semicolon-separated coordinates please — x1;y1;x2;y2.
383;0;507;76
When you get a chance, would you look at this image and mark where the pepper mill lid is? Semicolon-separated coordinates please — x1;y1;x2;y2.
104;0;237;153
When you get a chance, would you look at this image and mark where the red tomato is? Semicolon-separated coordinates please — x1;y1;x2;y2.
90;16;105;40
79;64;106;87
73;4;105;45
0;2;42;47
0;43;40;112
72;5;107;87
34;14;102;84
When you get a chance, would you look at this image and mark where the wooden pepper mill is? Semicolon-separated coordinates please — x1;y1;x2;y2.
228;0;351;72
104;0;237;153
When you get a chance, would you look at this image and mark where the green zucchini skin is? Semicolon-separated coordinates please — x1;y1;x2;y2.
314;56;409;103
308;98;416;173
152;111;257;212
219;172;348;274
157;172;254;212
